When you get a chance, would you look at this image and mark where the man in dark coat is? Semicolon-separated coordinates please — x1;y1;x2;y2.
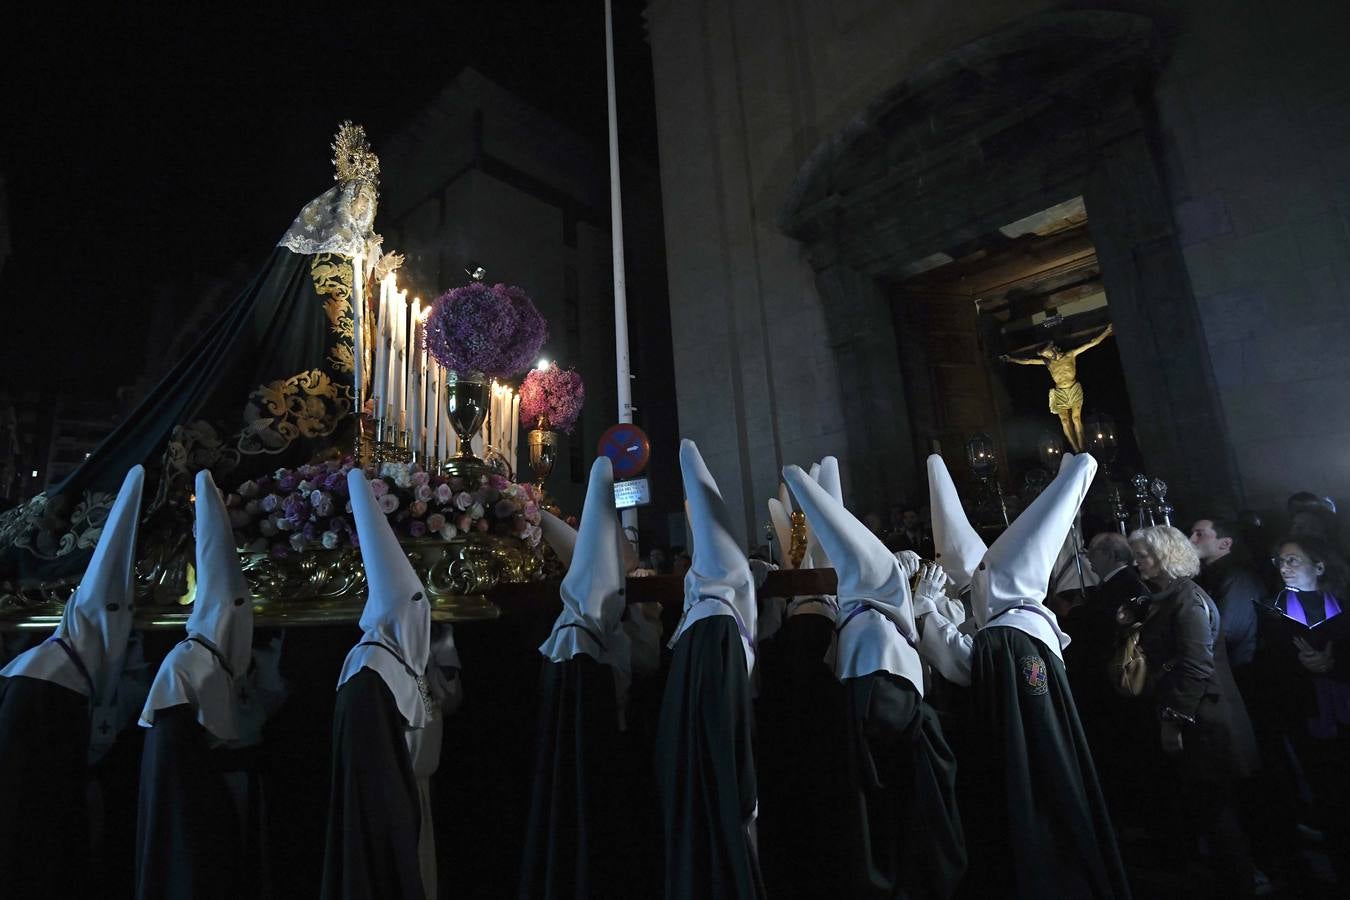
1190;518;1261;682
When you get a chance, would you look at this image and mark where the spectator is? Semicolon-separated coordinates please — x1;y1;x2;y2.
1129;525;1260;897
646;546;670;575
885;505;934;557
1190;518;1261;676
1287;492;1339;544
1072;532;1153;825
1254;536;1350;887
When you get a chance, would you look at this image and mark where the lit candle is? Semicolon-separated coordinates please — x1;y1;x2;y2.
351;254;364;414
373;277;390;425
509;391;519;467
437;364;452;461
408;299;421;451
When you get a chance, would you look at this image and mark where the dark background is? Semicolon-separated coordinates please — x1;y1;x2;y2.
0;2;657;393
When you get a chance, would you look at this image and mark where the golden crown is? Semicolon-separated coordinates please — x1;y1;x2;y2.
331;121;380;192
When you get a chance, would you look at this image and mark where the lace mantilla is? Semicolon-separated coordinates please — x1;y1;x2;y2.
277;181;376;258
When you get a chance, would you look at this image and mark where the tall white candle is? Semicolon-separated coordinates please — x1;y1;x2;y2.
393;291;407;437
373;278;390;424
510;392;520;469
351;254;364;414
437;365;452;462
407;299;420;446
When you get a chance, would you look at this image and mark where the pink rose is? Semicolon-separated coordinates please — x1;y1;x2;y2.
435;483;453;504
412;470;431;487
415;484;433;503
427;513;446;532
456;514;472;532
475;517;490;533
454;491;473;511
370;479;389;497
410;500;428;518
378;493;399;514
490;474;510;491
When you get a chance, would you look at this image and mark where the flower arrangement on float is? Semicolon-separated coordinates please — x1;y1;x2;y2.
519;364;585;433
423;282;548;379
226;457;544;559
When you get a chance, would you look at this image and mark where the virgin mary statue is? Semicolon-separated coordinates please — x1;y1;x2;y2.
0;123;380;585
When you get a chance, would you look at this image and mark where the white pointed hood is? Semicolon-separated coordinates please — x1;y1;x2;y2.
970;452;1097;659
540;509;578;568
767;494;793;569
785;465;923;690
338;468;433;728
141;470;254;741
669;440;757;672
927;454;987;592
4;466;145;702
804;458;840;571
539;457;631;678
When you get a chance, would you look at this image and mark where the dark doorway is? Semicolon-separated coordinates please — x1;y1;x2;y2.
888;197;1142;514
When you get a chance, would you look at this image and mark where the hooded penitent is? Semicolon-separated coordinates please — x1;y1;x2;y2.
0;466;145;897
141;469;254;742
4;465;145;702
784;464;923;691
968;453;1096;660
540;509;578;569
656;439;764;899
668;440;757;672
337;468;433;729
926;454;988;594
539;457;631;679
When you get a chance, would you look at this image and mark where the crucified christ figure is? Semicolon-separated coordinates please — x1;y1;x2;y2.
1001;323;1114;452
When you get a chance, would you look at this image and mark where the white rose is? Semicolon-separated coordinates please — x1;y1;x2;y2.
321;531;339;550
470;503;484;519
289;532;307;552
439;524;459;541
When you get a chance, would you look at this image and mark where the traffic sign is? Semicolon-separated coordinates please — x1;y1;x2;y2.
597;423;651;479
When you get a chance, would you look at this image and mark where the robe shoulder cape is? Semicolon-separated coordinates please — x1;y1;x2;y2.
843;671;966;899
0;675;91;896
655;614;765;900
520;654;650;899
321;667;423;900
134;703;241;900
965;627;1130;899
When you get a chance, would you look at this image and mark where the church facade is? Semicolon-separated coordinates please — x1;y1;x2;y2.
645;0;1350;543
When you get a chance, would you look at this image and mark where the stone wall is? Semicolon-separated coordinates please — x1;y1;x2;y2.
646;0;1350;541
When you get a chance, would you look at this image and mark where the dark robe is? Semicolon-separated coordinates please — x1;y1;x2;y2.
0;675;91;897
655;615;765;900
842;672;966;899
135;704;242;900
964;627;1130;900
321;668;423;900
519;654;631;899
755;612;850;898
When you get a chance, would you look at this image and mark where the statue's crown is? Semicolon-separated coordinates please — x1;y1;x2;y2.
331;121;380;193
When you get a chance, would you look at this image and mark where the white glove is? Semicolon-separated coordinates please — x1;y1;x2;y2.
430;623;461;671
895;550;922;579
911;562;950;619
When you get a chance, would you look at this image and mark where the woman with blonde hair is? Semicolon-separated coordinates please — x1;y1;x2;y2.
1128;524;1259;897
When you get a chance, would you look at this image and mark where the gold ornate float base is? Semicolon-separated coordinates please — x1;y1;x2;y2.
0;533;543;631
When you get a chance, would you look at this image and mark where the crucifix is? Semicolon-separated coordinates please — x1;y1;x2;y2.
1001;324;1114;452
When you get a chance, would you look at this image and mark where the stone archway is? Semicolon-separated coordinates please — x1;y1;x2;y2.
780;10;1240;512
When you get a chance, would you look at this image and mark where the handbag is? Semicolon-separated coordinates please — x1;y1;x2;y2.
1110;621;1149;697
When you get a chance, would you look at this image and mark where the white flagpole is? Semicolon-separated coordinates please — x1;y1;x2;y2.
605;0;638;547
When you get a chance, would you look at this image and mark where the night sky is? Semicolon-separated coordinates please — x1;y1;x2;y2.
0;2;656;393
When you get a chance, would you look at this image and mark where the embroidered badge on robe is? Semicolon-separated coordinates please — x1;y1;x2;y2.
1019;655;1049;696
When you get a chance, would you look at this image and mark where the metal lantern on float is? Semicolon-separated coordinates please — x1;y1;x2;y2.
1085;413;1118;466
965;432;1009;527
965;433;999;480
1036;432;1065;471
